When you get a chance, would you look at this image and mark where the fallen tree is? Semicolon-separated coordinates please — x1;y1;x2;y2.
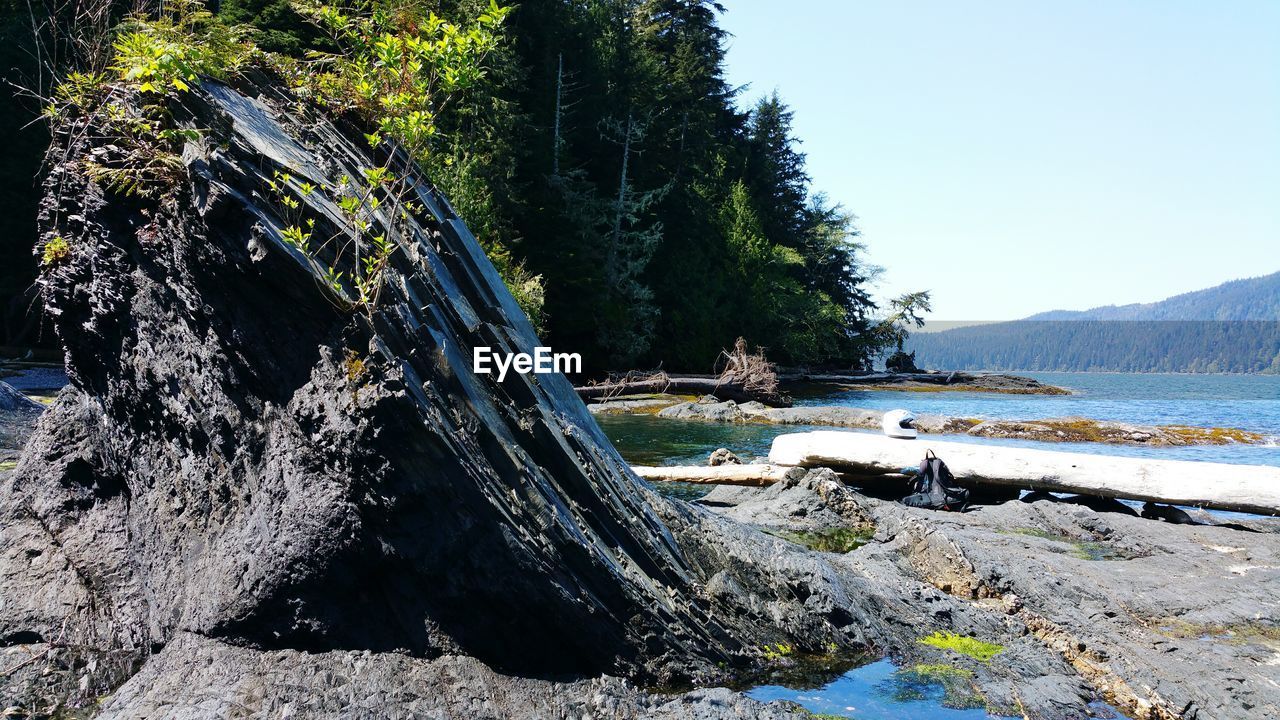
768;431;1280;516
577;339;792;407
632;464;793;486
576;374;791;406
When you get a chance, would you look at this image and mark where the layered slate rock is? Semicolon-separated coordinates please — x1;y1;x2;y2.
0;75;859;686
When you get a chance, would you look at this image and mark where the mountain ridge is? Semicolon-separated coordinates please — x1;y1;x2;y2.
1023;271;1280;322
906;271;1280;373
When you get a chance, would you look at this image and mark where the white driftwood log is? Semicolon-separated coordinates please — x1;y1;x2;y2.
631;464;793;486
768;430;1280;516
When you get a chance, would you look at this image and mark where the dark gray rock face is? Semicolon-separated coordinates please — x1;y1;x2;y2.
0;75;862;695
91;632;811;720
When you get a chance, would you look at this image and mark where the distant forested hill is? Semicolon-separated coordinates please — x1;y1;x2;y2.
1026;271;1280;321
907;273;1280;373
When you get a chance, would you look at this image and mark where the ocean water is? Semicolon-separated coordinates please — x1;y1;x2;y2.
599;372;1280;469
797;372;1280;467
801;372;1280;433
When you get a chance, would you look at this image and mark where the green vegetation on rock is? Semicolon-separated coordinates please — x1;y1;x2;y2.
1007;527;1137;561
1156;619;1280;647
768;527;873;554
918;631;1004;663
40;236;71;268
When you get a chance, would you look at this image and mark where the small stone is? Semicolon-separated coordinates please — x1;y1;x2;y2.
707;448;741;466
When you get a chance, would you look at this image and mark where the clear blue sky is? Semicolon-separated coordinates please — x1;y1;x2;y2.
718;1;1280;320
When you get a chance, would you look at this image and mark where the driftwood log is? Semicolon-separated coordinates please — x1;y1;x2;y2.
632;464;793;486
576;375;792;407
768;431;1280;516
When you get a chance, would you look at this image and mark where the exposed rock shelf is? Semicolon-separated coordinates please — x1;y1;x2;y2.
696;472;1280;720
591;395;1268;447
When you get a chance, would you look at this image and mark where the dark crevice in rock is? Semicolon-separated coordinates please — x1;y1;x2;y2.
2;631;44;646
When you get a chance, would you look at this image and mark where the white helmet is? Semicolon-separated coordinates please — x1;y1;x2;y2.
882;409;917;439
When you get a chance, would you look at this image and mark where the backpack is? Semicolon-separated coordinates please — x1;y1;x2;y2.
900;450;969;511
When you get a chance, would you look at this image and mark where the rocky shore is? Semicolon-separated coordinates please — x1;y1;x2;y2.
3;75;1275;720
699;470;1280;719
9;357;1280;719
590;395;1268;447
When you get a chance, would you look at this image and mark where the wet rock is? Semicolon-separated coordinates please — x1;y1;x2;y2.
694;484;762;508
697;474;1280;719
708;448;742;466
864;499;1280;718
659;399;746;422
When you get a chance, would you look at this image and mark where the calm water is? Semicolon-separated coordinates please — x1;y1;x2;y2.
745;658;1123;719
601;372;1280;468
746;658;1007;719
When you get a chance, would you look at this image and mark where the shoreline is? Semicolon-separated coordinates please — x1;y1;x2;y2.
778;369;1073;395
590;394;1269;447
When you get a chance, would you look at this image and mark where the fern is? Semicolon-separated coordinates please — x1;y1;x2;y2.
83;153;185;198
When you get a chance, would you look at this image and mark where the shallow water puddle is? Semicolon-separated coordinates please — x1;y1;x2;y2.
1005;528;1141;561
746;657;1007;718
745;656;1131;719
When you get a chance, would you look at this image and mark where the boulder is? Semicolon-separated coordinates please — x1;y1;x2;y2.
707;447;742;466
0;76;858;693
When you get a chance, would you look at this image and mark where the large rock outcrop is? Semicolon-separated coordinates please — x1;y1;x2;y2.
0;73;866;692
